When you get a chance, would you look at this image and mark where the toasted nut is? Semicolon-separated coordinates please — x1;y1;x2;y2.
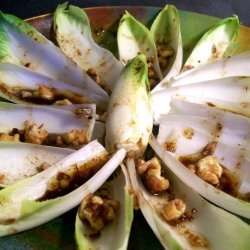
157;44;174;69
20;90;32;99
79;194;119;231
136;157;169;193
24;123;48;144
162;199;186;221
148;67;156;78
187;164;197;174
0;133;20;142
135;159;147;175
63;129;88;147
53;99;73;105
197;155;222;185
37;85;56;101
183;128;194;139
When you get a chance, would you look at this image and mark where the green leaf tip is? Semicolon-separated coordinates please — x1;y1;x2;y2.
0;14;11;61
0;11;46;46
120;10;151;33
125;54;150;89
161;4;178;13
205;15;239;40
54;2;90;33
120;10;132;22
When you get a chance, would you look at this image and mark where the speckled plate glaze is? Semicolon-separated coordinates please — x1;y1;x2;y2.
0;6;250;250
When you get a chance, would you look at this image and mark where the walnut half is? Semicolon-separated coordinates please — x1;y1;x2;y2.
136;157;169;193
162;199;186;221
79;193;119;231
196;155;222;185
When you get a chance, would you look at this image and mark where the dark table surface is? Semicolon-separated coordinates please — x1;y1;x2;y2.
0;0;250;26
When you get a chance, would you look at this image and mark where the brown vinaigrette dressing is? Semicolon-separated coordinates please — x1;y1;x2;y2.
215;167;240;197
37;152;110;201
178;224;209;248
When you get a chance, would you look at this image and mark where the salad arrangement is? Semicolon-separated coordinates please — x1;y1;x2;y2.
0;3;250;249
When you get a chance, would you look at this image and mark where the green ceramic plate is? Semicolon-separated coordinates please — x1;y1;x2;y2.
0;6;250;250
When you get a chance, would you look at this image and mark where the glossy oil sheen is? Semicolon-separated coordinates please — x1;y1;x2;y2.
1;6;250;250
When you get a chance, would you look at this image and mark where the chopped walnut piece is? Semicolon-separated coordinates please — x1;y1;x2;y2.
45;134;64;147
148;65;156;78
196;155;222;185
136;157;169;193
74;107;92;119
164;139;177;152
36;162;50;172
162;199;186;221
24;122;48;144
147;58;159;88
20;90;33;99
86;68;101;85
79;193;119;231
62;129;88;147
157;44;174;69
33;85;56;101
0;133;19;142
187;164;197;174
183;128;194;139
57;172;71;189
53;99;73;105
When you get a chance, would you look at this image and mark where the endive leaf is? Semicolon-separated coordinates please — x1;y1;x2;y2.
0;63;109;109
0;142;74;186
105;54;153;158
0;140;107;222
54;3;123;93
75;165;134;250
0;12;109;101
183;16;239;71
117;11;162;82
0;102;96;147
170;51;250;87
0;141;126;236
152;76;250;122
127;155;250;250
151;5;183;92
155;100;250;218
